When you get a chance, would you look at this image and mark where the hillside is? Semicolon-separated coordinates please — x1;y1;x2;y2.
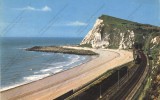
80;14;160;64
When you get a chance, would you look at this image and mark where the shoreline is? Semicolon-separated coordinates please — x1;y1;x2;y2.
1;47;133;100
0;53;98;92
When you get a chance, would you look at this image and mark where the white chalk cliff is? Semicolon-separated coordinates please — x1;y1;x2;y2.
80;18;135;49
81;19;108;48
151;36;160;64
151;36;160;45
80;14;160;64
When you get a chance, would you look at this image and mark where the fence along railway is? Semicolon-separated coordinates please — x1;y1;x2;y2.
55;43;147;100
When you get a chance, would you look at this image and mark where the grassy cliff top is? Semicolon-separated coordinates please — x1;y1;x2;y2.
99;14;160;32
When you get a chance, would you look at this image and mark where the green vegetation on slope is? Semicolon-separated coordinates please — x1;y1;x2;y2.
99;15;160;45
79;14;160;99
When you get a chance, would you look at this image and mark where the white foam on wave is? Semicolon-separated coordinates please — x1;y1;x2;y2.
23;74;50;82
52;69;63;74
55;66;63;68
1;68;62;91
1;73;50;91
26;55;87;84
66;55;80;66
67;55;79;59
0;55;89;91
40;68;54;73
34;55;82;75
33;64;64;75
0;82;24;91
63;55;87;70
48;62;67;66
42;53;53;56
39;66;63;73
81;56;86;61
47;55;80;67
1;74;50;91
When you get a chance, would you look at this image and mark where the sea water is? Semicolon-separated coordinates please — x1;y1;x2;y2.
0;37;90;90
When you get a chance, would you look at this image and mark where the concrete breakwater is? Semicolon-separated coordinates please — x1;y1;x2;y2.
26;46;98;55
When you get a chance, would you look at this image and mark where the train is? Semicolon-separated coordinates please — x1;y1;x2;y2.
133;42;143;64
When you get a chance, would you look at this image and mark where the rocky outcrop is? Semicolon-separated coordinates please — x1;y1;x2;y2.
118;30;134;49
80;19;106;48
80;17;135;49
150;36;160;64
151;36;160;46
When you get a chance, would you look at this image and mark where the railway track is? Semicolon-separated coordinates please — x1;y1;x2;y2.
105;51;147;100
59;51;147;100
98;65;138;99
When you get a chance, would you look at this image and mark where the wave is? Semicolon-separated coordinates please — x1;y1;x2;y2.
52;69;63;74
33;55;85;76
47;55;81;67
1;74;50;91
47;62;67;66
23;68;63;82
39;66;63;73
1;54;89;91
42;53;53;56
0;82;24;91
23;74;50;82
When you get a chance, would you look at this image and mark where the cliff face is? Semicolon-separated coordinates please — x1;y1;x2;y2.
80;15;160;64
80;15;160;50
80;19;135;49
81;19;106;48
151;36;160;46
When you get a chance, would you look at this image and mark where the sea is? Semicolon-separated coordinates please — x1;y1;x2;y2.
0;37;91;90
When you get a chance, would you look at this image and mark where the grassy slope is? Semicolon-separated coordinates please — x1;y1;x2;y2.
99;15;160;43
98;15;159;50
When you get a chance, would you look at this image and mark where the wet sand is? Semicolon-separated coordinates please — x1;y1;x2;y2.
0;47;133;100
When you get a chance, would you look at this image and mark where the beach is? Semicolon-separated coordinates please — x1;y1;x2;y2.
1;47;133;100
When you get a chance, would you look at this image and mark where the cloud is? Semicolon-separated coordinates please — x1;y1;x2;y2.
66;21;87;26
15;6;51;12
41;6;51;11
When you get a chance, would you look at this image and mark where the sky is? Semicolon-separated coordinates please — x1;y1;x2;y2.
0;0;159;37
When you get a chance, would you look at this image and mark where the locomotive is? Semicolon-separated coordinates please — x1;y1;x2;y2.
133;42;143;64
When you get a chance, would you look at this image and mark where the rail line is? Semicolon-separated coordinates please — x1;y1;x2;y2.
57;51;147;100
104;51;147;100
